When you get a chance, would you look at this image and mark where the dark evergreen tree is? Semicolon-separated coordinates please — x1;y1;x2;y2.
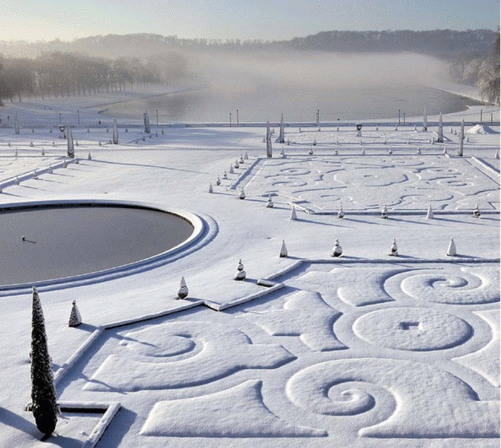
30;287;58;437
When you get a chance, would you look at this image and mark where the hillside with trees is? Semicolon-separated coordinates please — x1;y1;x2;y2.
0;29;498;105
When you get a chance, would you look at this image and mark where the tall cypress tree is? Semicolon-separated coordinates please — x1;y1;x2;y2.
31;287;58;437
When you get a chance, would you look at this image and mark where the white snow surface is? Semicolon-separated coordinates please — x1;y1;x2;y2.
0;87;499;448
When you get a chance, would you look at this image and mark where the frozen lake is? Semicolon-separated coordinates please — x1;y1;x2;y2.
0;204;194;286
104;84;484;123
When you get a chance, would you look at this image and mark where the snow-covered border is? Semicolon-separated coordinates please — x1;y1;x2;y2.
0;198;212;295
57;401;121;448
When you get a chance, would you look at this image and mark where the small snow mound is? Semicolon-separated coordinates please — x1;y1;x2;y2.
466;124;496;135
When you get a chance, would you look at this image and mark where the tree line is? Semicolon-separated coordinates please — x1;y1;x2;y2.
0;53;161;104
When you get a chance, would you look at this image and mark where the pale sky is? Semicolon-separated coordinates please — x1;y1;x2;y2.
2;0;499;43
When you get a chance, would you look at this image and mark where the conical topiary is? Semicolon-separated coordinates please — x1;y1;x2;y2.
216;176;221;186
239;188;246;200
446;238;457;257
208;183;213;193
390;238;398;256
426;204;434;219
337;204;345;219
332;239;342;257
381;205;389;219
280;240;288;258
68;300;82;327
290;205;297;220
177;277;188;299
266;196;274;208
235;160;239;169
473;204;481;218
31;287;59;437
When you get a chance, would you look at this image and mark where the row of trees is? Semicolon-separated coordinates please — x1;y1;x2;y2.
0;53;161;104
449;32;500;105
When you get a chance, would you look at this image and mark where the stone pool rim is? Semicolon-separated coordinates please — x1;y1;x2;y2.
0;198;207;294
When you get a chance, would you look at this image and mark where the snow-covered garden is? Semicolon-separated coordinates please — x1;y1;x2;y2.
0;89;498;447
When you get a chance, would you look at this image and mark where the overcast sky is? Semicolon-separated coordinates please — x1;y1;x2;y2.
2;0;499;42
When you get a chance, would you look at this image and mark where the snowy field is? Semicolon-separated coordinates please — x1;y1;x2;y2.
0;89;499;448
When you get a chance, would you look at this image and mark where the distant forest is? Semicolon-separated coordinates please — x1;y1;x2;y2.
0;29;499;104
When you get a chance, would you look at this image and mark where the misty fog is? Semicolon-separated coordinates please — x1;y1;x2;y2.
106;49;476;122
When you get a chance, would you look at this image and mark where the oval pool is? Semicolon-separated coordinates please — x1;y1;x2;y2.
0;201;196;287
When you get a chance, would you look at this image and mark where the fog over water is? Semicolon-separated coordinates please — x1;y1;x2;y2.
106;51;482;122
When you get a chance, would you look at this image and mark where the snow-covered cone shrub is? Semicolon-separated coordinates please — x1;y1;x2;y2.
417;147;421;154
208;183;213;193
390;238;398;256
384;138;387;145
309;148;314;155
239;188;246;200
332;239;342;257
334;149;338;155
87;152;92;161
280;147;285;157
15;176;20;185
223;170;228;179
31;287;59;437
388;149;393;154
495;150;499;159
30;141;34;147
239;155;244;163
229;165;234;174
235;160;239;169
337;204;345;219
313;139;316;146
68;300;82;327
41;149;45;156
98;141;102;146
177;277;188;299
63;159;67;168
361;148;365;155
290;205;297;220
266;196;274;208
75;157;79;165
473;204;481;218
234;260;246;280
280;240;288;258
446;238;457;256
216;176;221;186
48;165;53;174
33;170;38;180
381;205;389;219
244;152;248;160
426;204;434;219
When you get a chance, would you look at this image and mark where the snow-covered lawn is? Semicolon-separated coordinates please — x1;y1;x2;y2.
0;90;498;447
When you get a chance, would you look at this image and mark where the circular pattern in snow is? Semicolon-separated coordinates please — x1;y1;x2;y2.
334;168;411;187
353;307;471;351
399;267;499;304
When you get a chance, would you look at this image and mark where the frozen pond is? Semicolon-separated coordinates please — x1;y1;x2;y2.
0;204;194;286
